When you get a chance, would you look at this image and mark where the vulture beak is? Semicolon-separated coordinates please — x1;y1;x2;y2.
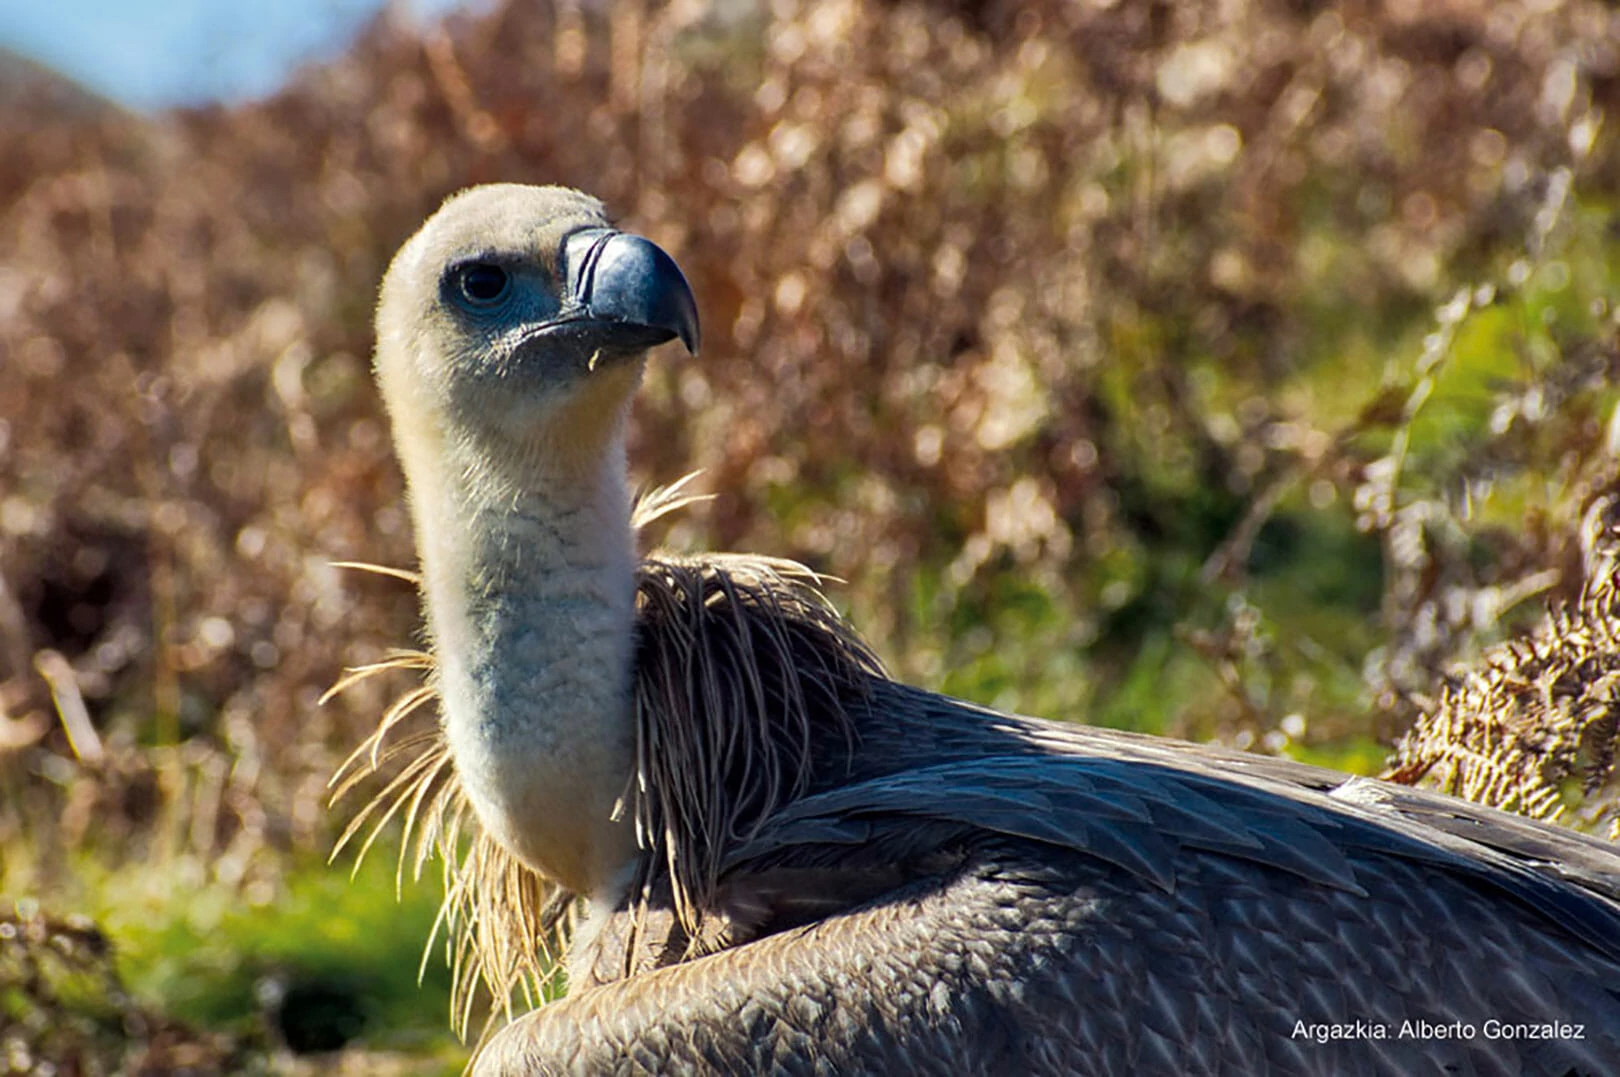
560;228;701;358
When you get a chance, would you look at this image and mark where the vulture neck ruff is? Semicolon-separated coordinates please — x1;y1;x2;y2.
330;484;881;1038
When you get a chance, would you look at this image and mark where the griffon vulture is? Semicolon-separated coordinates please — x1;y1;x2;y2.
333;183;1620;1076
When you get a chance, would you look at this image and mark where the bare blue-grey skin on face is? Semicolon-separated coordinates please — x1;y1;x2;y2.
367;184;1620;1076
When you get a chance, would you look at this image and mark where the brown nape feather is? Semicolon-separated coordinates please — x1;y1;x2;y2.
327;480;879;1036
627;553;879;944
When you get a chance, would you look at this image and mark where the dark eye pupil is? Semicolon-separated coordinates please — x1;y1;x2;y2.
460;264;508;303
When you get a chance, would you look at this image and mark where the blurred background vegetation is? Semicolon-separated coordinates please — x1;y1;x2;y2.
2;0;1618;1071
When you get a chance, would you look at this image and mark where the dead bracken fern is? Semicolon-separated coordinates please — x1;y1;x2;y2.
325;479;881;1038
1388;495;1620;838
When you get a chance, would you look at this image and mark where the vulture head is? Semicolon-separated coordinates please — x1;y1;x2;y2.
374;184;698;488
368;185;699;899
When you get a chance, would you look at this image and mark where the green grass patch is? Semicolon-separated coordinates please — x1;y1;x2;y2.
71;845;464;1062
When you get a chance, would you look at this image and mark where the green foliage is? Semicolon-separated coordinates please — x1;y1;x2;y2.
89;851;456;1047
4;848;464;1070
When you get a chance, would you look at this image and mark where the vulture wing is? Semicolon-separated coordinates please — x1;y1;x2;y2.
477;680;1620;1077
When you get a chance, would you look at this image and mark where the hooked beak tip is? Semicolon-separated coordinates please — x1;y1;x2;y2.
564;228;701;358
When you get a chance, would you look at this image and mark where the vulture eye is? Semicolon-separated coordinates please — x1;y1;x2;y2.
455;263;510;306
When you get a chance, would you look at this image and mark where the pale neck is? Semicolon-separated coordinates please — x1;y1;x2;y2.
410;424;640;898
